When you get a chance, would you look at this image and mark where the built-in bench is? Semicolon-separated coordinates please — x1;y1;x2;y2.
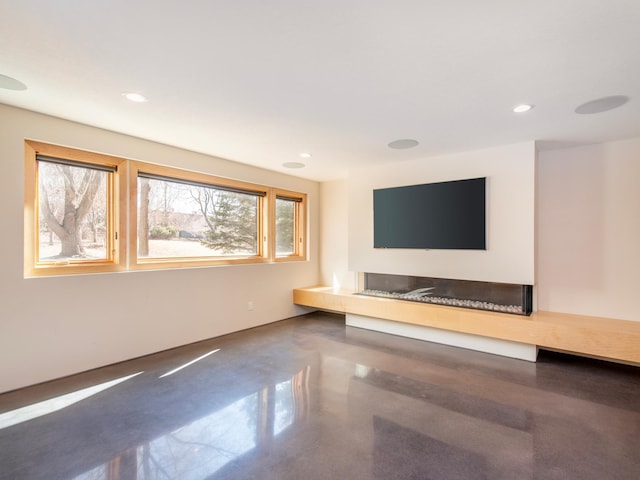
293;286;640;365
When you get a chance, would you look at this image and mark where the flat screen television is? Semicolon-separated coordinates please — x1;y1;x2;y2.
373;177;486;250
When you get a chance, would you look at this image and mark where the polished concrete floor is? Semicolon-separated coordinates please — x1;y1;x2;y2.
1;312;639;480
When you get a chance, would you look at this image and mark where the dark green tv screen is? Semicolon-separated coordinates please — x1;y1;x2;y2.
373;177;486;250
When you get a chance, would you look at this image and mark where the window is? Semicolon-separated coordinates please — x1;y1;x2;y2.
25;141;306;276
276;198;295;254
130;162;269;269
273;190;306;261
24;141;126;276
137;176;260;258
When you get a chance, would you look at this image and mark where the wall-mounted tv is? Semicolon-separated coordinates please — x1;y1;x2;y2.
373;177;486;250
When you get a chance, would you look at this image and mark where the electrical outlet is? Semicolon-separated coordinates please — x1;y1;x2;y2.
247;301;254;311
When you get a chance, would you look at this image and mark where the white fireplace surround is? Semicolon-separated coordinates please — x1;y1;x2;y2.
346;314;539;362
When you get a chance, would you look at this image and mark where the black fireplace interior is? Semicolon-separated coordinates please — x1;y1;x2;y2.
358;273;532;315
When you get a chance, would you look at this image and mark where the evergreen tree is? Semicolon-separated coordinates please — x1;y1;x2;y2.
199;189;258;254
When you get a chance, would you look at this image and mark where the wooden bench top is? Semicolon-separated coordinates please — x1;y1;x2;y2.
294;286;640;365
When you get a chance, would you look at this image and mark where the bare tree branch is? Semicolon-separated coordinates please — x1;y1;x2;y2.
39;185;66;240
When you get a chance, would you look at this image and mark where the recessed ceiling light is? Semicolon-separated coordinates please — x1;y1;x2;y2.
123;92;148;103
299;153;312;159
575;95;629;114
513;104;533;113
0;73;27;91
282;162;305;169
388;139;419;149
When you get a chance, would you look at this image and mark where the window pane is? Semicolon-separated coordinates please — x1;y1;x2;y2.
137;176;259;258
275;198;296;255
38;161;109;262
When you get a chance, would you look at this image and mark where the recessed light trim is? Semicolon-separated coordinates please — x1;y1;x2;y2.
388;139;419;149
513;104;533;113
299;153;312;159
123;92;148;103
282;162;305;169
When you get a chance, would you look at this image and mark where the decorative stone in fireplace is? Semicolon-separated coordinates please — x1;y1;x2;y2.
357;273;533;316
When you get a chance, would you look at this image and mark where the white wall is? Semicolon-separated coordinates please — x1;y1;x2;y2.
0;104;320;393
348;142;536;285
537;138;640;321
319;180;355;290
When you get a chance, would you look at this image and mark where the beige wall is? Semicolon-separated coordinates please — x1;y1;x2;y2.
319;179;355;290
0;104;320;393
347;142;536;285
4;100;637;394
319;136;640;323
537;138;640;321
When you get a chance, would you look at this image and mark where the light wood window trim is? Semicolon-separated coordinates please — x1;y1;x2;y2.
128;161;271;270
24;140;127;277
25;142;308;277
272;189;307;262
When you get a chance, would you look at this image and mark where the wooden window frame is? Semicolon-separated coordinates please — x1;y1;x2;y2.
24;141;307;277
272;189;307;262
24;140;127;277
128;161;271;270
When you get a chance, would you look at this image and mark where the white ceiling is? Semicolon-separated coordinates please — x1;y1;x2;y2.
1;1;639;181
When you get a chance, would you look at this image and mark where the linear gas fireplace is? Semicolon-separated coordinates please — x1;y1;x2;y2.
357;273;533;316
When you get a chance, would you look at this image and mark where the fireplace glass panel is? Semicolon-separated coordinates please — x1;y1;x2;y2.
359;273;532;315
